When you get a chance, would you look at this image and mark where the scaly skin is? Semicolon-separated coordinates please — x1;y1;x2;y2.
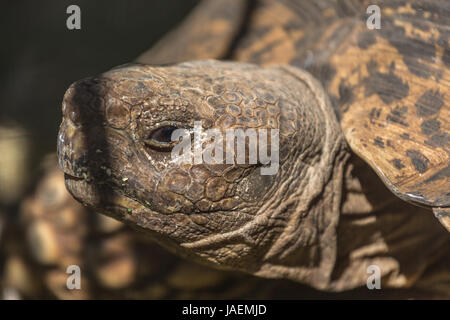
58;61;349;290
57;61;449;294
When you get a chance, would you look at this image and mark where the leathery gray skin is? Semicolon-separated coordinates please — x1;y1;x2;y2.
57;60;450;293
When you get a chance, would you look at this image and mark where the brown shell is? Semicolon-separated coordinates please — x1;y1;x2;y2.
227;0;450;229
330;4;450;209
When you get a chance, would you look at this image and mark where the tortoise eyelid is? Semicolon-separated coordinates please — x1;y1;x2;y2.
143;121;189;151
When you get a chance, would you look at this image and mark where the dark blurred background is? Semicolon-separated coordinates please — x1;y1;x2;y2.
0;0;198;203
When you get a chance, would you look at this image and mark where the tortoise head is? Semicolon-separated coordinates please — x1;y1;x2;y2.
57;60;346;282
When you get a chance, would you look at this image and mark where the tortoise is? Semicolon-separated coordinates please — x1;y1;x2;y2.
56;0;450;295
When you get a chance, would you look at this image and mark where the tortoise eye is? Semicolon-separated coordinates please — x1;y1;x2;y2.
145;124;181;151
151;126;178;143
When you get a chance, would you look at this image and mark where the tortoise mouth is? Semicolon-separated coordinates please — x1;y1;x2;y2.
63;172;153;220
63;172;84;181
57;114;149;216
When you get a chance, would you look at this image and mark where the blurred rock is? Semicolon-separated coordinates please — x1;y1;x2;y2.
0;122;30;205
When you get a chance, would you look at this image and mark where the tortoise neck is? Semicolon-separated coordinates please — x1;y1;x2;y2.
253;132;351;290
